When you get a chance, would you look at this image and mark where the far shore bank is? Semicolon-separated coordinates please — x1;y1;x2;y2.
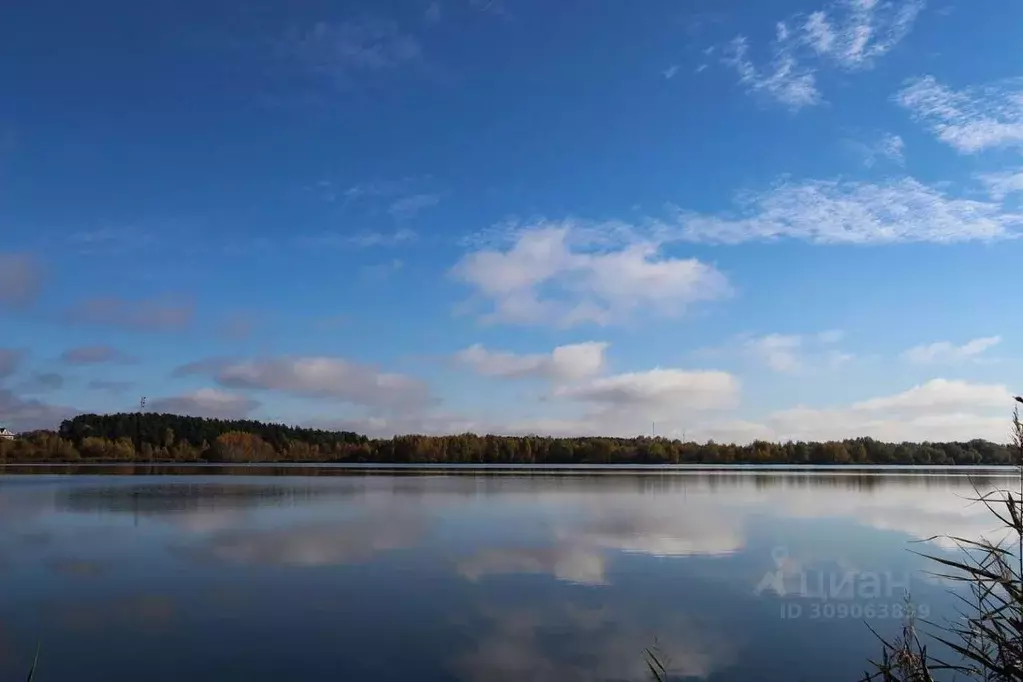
2;461;1019;472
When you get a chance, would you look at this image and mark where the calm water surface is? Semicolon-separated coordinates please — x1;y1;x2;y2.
0;467;1017;681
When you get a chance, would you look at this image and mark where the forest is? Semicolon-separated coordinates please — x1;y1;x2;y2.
0;412;1014;465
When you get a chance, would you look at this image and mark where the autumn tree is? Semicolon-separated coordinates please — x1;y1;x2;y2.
210;431;275;463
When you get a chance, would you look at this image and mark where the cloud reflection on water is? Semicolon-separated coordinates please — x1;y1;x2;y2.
186;513;427;567
1;470;1018;682
459;547;608;585
455;600;736;682
455;472;1018;587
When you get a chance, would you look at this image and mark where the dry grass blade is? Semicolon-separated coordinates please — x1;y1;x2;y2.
26;643;39;682
644;641;669;682
860;612;935;682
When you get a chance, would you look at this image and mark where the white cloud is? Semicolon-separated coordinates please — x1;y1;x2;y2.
662;64;680;79
743;331;850;372
903;336;1002;365
282;19;422;77
745;334;803;372
853;132;905;167
723;36;821;110
850;378;1010;413
879;133;906;164
308;364;741;439
817;329;844;343
673;177;1022;244
469;0;506;15
803;0;924;69
454;342;607;382
691;378;1014;444
66;228;157;255
360;258;404;281
689;378;1014;443
148;389;260;420
803;10;835;54
552;368;739;410
724;0;923;109
979;169;1023;200
388;193;441;220
451;221;730;327
351;229;418;247
896;76;1023;154
174;356;433;409
297;228;417;249
305;411;495;438
333;375;1015;444
424;1;441;24
827;350;855;368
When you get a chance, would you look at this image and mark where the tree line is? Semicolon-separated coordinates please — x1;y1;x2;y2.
0;412;1014;465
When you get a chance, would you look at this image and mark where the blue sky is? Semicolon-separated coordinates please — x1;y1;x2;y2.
2;0;1021;442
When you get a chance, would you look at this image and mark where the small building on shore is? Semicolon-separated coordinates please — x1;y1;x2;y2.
0;427;15;441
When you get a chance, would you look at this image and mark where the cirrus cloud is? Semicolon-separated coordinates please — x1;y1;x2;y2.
978;169;1023;200
723;0;924;109
896;75;1023;154
672;177;1022;244
280;18;423;85
902;336;1002;365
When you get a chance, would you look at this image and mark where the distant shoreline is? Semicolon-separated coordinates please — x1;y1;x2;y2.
1;412;1014;467
1;461;1018;473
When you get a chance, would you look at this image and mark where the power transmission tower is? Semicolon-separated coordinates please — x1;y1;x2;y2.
136;397;146;458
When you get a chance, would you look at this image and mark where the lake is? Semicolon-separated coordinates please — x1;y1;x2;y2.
0;466;1017;682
